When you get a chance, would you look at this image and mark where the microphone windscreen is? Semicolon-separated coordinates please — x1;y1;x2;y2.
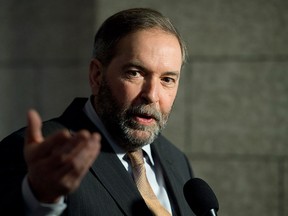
183;178;219;216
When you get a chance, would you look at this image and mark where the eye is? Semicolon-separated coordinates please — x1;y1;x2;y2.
161;77;176;85
128;70;140;77
125;70;142;79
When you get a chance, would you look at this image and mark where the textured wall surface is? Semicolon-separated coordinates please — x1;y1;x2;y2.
0;0;95;136
1;0;287;215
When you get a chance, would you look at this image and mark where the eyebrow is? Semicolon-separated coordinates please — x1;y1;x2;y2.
122;62;147;72
122;62;180;79
162;71;180;79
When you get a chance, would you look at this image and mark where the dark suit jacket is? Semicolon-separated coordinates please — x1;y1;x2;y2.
0;98;195;215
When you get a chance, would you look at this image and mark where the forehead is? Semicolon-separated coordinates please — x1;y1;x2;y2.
112;28;183;70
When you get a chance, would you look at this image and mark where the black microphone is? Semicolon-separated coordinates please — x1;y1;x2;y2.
183;178;219;216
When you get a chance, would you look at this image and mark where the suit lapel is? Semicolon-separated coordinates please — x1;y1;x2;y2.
59;98;152;216
151;138;191;216
89;139;152;216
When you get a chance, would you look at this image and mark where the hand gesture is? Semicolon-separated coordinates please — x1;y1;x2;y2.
24;110;101;203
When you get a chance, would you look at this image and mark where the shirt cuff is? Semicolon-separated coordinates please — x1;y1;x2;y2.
22;175;67;216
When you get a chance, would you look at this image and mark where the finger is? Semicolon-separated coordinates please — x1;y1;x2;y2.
55;130;91;154
69;131;101;161
45;131;98;166
36;129;72;158
47;133;101;194
25;109;44;145
55;132;101;179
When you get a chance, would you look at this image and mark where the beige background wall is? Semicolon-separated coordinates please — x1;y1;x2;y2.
1;0;287;215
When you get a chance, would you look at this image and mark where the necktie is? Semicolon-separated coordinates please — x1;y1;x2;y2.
128;150;171;216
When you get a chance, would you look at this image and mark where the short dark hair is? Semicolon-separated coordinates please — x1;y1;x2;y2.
92;8;187;66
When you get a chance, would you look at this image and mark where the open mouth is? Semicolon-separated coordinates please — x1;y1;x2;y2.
138;113;154;119
127;105;160;126
134;113;156;124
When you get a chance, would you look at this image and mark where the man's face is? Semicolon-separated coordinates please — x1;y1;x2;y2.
90;28;182;151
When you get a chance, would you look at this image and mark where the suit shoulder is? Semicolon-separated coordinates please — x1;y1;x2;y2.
0;118;65;143
155;134;191;167
41;118;67;137
154;134;194;178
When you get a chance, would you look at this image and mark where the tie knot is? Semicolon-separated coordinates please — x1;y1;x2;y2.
127;149;144;167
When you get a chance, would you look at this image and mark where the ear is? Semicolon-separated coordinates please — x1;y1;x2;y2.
89;58;103;95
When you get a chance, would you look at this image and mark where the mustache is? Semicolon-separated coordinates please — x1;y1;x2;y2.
126;104;162;122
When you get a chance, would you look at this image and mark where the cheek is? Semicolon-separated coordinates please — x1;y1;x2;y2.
159;88;178;113
160;96;175;113
111;81;141;106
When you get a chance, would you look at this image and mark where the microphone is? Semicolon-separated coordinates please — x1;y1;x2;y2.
183;178;219;216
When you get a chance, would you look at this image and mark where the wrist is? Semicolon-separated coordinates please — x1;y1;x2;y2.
27;175;61;203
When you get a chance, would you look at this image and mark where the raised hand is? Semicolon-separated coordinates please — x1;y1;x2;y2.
24;109;101;203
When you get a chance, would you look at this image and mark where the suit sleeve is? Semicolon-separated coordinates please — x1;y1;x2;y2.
0;129;27;213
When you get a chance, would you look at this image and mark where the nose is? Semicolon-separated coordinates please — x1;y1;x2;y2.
140;78;160;104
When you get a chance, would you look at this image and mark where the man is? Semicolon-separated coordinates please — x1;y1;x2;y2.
0;8;195;215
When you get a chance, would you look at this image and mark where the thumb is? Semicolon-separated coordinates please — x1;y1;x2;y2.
25;109;44;145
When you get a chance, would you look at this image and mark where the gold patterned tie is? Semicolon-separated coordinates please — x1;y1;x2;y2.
128;150;171;216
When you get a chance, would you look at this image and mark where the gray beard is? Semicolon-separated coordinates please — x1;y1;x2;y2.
94;76;170;152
